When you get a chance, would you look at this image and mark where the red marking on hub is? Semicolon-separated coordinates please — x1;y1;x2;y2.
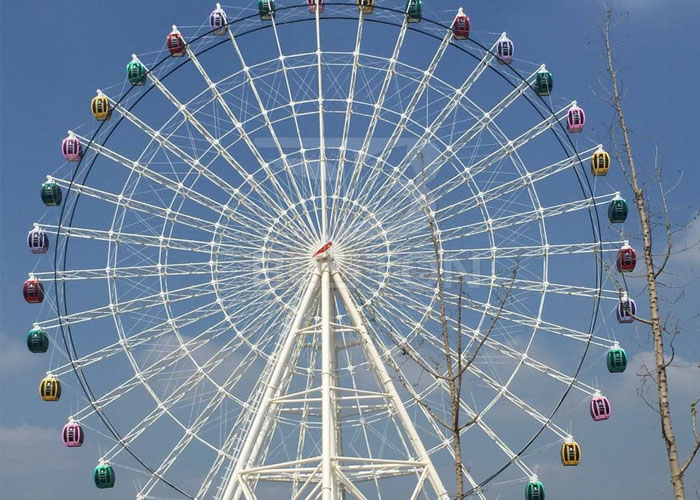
313;241;333;258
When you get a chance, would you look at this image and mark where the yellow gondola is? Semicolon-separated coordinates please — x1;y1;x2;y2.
40;376;62;401
591;147;610;176
561;441;581;466
91;95;111;121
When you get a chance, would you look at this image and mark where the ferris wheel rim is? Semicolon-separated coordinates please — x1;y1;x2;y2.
47;3;607;498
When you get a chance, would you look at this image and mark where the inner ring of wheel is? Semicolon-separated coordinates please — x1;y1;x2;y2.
207;145;442;369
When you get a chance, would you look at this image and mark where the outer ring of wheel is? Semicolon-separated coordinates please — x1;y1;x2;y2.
50;3;604;497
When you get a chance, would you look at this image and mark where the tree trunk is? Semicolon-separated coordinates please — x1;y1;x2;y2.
604;11;686;499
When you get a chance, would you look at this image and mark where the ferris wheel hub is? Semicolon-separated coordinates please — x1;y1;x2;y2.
312;241;333;258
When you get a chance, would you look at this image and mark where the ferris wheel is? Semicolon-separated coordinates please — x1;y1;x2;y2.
25;2;638;499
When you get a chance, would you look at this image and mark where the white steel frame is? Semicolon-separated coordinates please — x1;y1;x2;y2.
31;4;624;500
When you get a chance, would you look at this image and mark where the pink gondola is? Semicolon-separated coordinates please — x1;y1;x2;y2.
27;225;49;254
451;8;470;40
590;395;611;421
62;421;84;447
567;104;586;133
210;4;228;35
308;0;324;14
616;244;637;273
61;135;82;162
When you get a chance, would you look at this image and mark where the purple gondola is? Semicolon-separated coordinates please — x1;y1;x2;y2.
210;3;228;35
616;294;636;323
497;35;514;65
27;225;49;254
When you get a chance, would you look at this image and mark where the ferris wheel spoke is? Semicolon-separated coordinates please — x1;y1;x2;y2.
338;203;430;252
337;16;410;226
374;288;598;439
69;131;276;231
40;278;230;330
135;57;312;238
353;28;454;210
33;261;211;281
314;5;330;240
438;145;602;222
186;41;316;236
453;292;615;349
42;223;258;258
271;17;320;222
441;192;616;242
465;362;571;439
330;12;365;232
351;288;540;482
449;240;625;261
80;293;292;427
366;66;546;217
101;327;268;464
72;316;235;422
362;38;504;213
50;300;222;378
354;274;605;396
99;92;278;231
441;269;620;302
47;176;269;244
140;386;254;500
422;101;575;206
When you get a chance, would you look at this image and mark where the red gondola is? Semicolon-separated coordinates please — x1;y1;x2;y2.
23;276;45;304
451;8;470;40
167;26;187;57
308;0;324;14
616;243;637;273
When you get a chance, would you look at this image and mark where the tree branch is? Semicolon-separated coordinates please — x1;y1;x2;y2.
681;398;700;475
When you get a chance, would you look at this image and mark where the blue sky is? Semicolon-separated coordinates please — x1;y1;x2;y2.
1;1;699;499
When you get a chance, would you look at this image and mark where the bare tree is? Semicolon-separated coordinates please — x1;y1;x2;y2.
603;8;700;499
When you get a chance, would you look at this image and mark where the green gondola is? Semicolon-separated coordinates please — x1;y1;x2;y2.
525;480;545;500
126;60;147;86
27;326;49;353
94;464;116;489
608;195;629;224
534;70;553;97
607;347;628;373
41;180;63;206
405;0;422;22
258;0;275;20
